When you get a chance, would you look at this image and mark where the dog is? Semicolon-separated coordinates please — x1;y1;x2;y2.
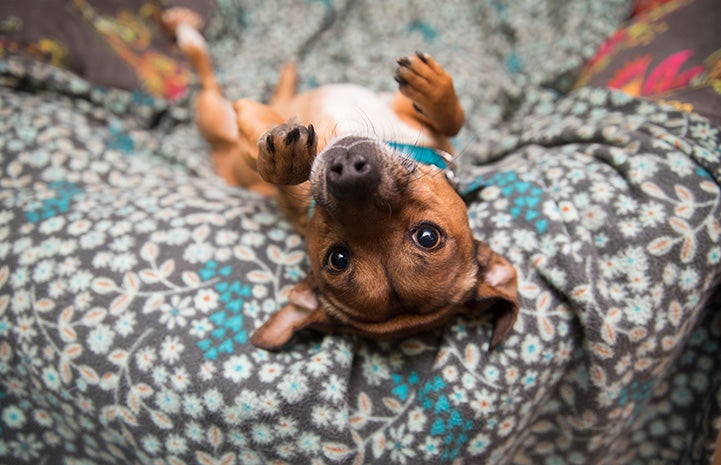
165;12;519;351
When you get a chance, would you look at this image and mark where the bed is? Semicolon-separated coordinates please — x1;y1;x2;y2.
1;1;720;464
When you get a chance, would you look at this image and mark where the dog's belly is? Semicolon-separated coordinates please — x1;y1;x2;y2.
317;84;434;146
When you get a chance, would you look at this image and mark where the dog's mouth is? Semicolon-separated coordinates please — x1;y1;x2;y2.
309;135;417;214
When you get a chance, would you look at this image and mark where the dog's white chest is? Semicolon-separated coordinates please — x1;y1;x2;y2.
319;84;433;146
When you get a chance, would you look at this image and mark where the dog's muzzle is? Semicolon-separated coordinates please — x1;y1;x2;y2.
324;142;381;201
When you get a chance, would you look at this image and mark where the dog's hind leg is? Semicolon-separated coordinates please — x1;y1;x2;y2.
170;19;248;187
270;62;298;105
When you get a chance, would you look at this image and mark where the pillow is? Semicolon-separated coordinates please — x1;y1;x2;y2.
575;0;721;127
0;0;215;100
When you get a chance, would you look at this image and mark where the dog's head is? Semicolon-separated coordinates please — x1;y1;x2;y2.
251;135;518;350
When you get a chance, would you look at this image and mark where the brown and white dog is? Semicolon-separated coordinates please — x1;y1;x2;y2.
166;12;519;351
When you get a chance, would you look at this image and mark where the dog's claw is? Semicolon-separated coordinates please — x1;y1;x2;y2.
396;56;411;67
415;51;429;63
266;133;275;153
284;127;301;146
307;124;316;148
412;102;424;115
394;75;407;87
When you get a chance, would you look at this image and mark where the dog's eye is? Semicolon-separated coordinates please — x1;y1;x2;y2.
326;247;350;273
413;224;443;250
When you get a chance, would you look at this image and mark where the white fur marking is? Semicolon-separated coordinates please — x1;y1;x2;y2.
486;264;512;287
319;85;432;146
176;23;206;51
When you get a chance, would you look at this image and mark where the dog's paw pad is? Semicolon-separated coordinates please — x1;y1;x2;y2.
258;123;317;185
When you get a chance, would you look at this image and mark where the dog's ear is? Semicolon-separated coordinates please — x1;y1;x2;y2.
471;240;519;351
251;277;336;350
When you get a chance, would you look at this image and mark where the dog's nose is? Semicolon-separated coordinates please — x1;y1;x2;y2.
326;146;380;200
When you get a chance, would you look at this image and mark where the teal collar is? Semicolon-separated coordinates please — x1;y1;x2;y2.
386;141;459;187
386;141;450;169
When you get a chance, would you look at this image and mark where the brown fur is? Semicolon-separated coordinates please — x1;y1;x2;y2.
170;19;519;351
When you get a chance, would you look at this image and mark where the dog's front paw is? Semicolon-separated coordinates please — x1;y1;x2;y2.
394;52;464;136
257;122;317;185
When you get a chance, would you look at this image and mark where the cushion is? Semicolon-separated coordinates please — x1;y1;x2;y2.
575;0;721;127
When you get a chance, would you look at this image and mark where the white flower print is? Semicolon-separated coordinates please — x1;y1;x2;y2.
678;268;699;291
252;284;268;299
258;362;283;383
629;156;659;182
32;259;54;283
242;231;265;247
590;182;614;203
194;289;219;313
203;388;225;412
39;216;65;234
57;256;80;275
41;366;61;390
625;295;653;325
690;120;719;141
160;335;184;364
388;425;415;464
708;246;721;265
68;269;93;292
183;242;213;264
497;416;517;437
198;361;216;381
662;263;679;285
109;252;137;272
182;395;204;419
558;201;579;222
521;334;542;364
189;317;212;338
109;235;133;252
580;206;607;231
615;194;638;215
639;202;665;227
155;388;182;414
320;374;346;403
468;432;491;455
311;405;332;427
422;436;442;459
306;352;331;377
141;434;161;455
619;219;640;238
297;432;321;454
165;434;188;455
216;229;239;246
9;433;43;461
666;152;695;177
275;417;298;437
223;355;254;383
363;353;390;386
407;407;427;433
87;324;114;354
258;391;282;416
278;371;310;403
251;423;274;445
135;347;157;372
170;366;190;391
2;405;27;428
230;389;257;419
159;295;195;329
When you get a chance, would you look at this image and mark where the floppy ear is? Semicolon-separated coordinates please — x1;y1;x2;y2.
251;277;337;350
471;241;519;351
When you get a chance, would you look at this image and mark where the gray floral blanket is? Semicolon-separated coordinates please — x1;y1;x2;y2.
2;1;721;464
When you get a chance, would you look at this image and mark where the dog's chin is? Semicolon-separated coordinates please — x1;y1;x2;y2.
318;293;465;339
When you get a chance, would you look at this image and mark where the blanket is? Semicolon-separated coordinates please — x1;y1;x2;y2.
1;1;720;464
